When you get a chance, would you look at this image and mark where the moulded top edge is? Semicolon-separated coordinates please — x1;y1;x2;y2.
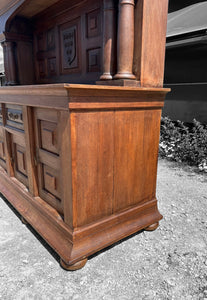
0;83;170;97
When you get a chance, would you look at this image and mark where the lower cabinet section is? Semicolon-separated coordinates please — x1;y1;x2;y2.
0;84;168;270
0;105;63;213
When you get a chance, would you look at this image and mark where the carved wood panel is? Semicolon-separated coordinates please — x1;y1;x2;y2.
86;8;101;38
59;19;80;73
34;0;103;84
87;48;101;72
5;104;24;131
43;164;61;199
11;133;28;187
48;57;57;77
16;144;27;177
40;120;59;155
34;108;63;214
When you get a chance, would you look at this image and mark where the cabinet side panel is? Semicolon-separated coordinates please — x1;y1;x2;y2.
114;109;161;212
143;109;162;199
71;111;114;227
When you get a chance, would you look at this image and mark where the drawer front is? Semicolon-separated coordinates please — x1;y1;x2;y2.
5;104;24;131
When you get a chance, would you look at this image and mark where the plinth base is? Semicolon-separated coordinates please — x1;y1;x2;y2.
96;79;140;87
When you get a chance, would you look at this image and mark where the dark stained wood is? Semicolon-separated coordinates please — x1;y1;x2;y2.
0;0;169;270
2;42;18;85
32;0;103;85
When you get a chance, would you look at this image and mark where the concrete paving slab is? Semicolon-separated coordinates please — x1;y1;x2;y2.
0;159;207;300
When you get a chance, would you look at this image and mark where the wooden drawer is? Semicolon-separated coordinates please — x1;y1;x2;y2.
5;104;24;131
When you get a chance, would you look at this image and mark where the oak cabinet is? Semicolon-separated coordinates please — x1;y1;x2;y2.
0;0;169;270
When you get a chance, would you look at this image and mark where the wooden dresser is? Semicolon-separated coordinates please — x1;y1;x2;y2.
0;0;169;270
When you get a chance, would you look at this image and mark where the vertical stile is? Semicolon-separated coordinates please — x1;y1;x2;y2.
22;106;38;196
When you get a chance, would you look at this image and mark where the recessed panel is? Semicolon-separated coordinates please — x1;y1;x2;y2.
87;48;101;72
47;28;55;50
43;164;60;199
48;57;57;77
38;60;47;78
86;9;101;38
16;144;27;176
37;32;46;51
40;120;59;155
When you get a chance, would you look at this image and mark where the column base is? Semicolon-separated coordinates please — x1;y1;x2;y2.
113;72;136;80
99;73;113;80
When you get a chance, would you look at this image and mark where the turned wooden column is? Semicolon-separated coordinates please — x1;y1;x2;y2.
100;0;116;80
2;41;18;85
114;0;136;80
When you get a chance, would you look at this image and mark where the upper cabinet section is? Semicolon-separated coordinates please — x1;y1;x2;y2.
33;0;103;84
0;0;169;88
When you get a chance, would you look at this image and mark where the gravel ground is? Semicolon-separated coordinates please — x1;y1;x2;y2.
0;158;207;300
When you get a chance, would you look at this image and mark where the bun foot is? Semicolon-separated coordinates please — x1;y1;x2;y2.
145;222;159;231
60;258;88;271
21;216;28;225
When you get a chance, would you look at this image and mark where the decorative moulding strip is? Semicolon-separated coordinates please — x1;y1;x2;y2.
69;101;165;110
